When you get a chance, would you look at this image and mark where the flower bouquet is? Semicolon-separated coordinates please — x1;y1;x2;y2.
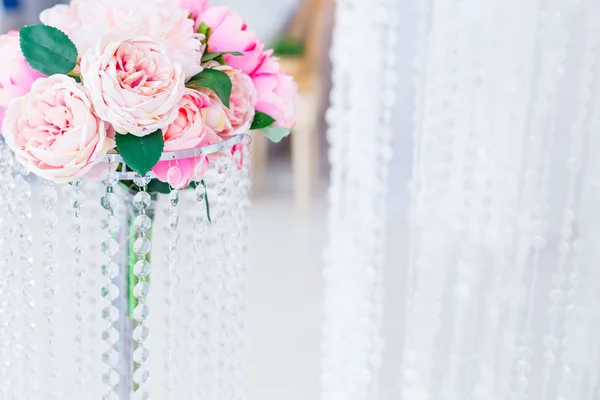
0;1;298;397
0;0;298;189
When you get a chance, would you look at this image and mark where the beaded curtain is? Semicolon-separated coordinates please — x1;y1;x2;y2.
323;0;600;399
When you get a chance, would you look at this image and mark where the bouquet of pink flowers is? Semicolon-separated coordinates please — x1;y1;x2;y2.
0;0;299;189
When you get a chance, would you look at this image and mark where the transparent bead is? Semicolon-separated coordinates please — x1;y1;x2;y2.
134;260;151;277
102;349;119;367
133;368;150;384
133;346;150;363
169;189;180;207
101;216;120;233
133;215;152;233
133;173;152;187
101;261;119;279
133;192;152;210
134;237;152;256
133;325;150;342
133;304;150;321
134;282;150;299
101;193;118;211
101;328;119;344
101;239;119;257
167;166;182;186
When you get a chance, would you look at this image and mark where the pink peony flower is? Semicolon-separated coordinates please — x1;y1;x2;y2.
152;88;219;188
178;0;209;29
41;0;203;78
0;30;44;124
1;75;114;183
253;70;299;128
81;35;185;137
199;6;264;75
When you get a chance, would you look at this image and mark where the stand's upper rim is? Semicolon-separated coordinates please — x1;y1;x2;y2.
101;134;247;164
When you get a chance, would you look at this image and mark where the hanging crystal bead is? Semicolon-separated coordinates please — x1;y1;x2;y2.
42;179;62;400
13;161;36;399
101;167;121;400
0;144;20;399
191;171;212;399
132;178;152;400
164;187;180;397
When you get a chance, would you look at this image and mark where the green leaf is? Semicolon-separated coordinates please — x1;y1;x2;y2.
262;126;292;143
250;111;276;130
197;22;211;40
201;51;244;62
19;24;78;76
186;68;232;108
201;180;212;223
115;130;165;177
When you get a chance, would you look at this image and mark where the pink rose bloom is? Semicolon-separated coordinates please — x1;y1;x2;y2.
0;31;44;123
206;63;257;133
81;36;185;137
39;3;83;48
41;0;203;78
254;70;299;128
152;88;219;188
199;6;264;75
200;90;234;138
2;75;114;183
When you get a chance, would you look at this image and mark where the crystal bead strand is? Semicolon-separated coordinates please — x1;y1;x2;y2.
83;181;104;396
191;167;215;400
132;174;153;399
402;0;461;397
555;6;598;397
402;2;432;389
0;146;19;398
437;4;488;396
490;2;562;397
214;158;233;398
42;179;62;399
367;0;398;396
321;0;356;392
231;143;251;398
472;1;530;395
70;179;88;395
509;5;563;394
164;187;180;397
100;167;121;399
578;56;600;399
14;162;36;398
526;3;572;399
322;0;395;397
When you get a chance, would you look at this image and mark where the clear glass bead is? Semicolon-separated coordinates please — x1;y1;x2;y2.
133;215;152;233
133;304;150;321
133;172;152;187
133;192;152;210
134;260;151;277
134;237;152;256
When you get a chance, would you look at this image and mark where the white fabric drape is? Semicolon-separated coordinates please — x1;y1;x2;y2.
323;0;600;399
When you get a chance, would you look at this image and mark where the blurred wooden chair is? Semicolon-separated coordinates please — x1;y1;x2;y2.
251;0;331;213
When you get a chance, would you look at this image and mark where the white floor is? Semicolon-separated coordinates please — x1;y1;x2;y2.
247;192;325;400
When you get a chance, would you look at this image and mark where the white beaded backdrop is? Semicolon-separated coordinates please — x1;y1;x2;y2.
321;0;398;398
324;0;600;399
